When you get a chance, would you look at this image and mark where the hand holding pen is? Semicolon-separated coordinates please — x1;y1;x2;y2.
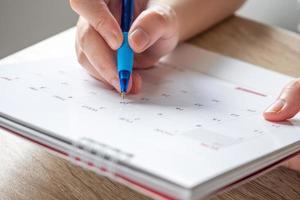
70;0;245;95
70;0;179;95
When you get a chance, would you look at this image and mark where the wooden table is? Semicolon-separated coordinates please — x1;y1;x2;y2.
1;16;300;200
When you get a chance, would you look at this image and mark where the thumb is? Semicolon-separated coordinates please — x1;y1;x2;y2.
128;3;178;53
264;79;300;122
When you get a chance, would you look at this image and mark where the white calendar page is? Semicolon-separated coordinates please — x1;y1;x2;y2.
1;44;300;189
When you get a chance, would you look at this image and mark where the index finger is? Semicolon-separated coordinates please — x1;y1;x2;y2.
70;0;123;50
264;80;300;122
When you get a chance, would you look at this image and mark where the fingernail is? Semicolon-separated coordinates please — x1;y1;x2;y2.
265;99;286;113
129;28;150;52
106;31;121;50
111;78;120;91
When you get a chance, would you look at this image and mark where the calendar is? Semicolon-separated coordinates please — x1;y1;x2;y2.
0;44;299;200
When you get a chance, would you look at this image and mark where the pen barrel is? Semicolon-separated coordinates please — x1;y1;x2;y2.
117;32;134;73
121;0;134;32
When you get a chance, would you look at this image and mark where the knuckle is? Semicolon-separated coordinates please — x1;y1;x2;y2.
281;79;300;99
96;64;107;73
146;4;178;39
149;3;177;27
69;0;81;11
78;25;94;50
77;50;86;66
152;10;170;27
285;79;300;90
94;15;108;32
93;2;110;31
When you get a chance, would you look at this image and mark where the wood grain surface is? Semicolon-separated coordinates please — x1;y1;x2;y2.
1;16;300;200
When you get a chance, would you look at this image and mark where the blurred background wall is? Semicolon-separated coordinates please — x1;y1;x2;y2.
0;0;299;59
238;0;300;32
0;0;77;59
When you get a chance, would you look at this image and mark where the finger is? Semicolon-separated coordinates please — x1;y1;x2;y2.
77;22;124;92
76;48;141;94
70;0;122;50
284;154;300;171
130;72;143;94
133;52;158;69
108;0;122;24
264;79;300;122
128;3;178;53
75;42;109;85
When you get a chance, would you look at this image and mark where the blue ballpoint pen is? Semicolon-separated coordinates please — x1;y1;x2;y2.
117;0;135;99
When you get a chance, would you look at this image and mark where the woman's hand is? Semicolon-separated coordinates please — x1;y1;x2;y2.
264;79;300;171
70;0;179;93
264;79;300;122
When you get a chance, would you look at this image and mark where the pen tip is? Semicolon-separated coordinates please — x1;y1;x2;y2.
121;92;125;99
